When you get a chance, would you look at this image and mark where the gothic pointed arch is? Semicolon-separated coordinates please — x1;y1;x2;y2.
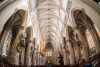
0;9;27;56
71;9;100;60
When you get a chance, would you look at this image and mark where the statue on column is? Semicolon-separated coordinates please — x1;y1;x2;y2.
17;31;27;65
17;31;27;52
20;31;27;47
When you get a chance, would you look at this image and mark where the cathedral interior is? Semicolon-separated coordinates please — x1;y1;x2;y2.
0;0;100;67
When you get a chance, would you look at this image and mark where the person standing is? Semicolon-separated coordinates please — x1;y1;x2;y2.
57;52;64;66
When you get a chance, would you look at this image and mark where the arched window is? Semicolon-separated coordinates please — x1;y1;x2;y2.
46;50;52;57
85;29;96;55
2;29;12;56
72;9;100;57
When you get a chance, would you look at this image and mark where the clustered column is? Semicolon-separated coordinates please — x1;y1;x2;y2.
67;40;75;65
26;40;33;66
63;47;69;65
75;27;90;61
10;26;25;65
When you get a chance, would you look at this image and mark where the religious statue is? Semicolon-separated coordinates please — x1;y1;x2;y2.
20;31;27;46
17;32;27;52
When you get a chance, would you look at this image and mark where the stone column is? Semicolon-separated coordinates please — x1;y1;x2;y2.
31;51;34;66
21;43;27;66
36;51;38;65
34;50;37;66
10;26;25;65
74;46;81;64
71;34;81;64
75;29;89;61
67;40;75;65
25;27;33;66
26;40;33;66
63;48;69;65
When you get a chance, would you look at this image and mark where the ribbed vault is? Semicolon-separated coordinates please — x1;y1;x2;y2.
36;0;67;49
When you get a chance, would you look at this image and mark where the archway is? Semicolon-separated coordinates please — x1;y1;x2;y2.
72;9;100;60
85;29;96;56
45;42;53;64
0;9;26;65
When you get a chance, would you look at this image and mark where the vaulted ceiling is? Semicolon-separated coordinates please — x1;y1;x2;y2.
36;0;67;49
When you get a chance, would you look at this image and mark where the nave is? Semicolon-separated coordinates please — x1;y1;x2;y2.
0;0;100;67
